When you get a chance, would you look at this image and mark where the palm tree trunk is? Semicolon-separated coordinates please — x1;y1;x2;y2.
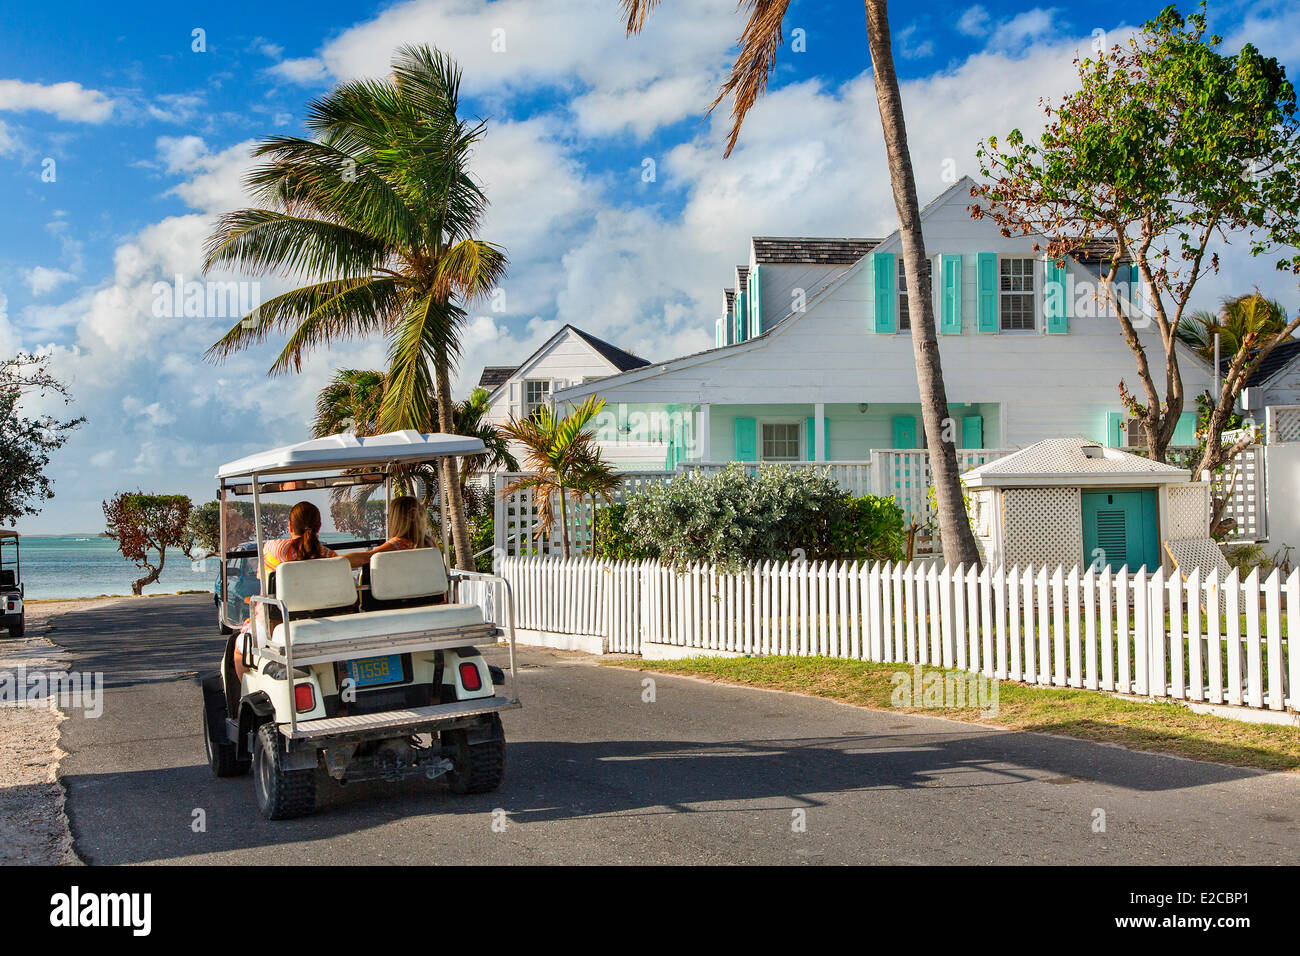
556;485;571;559
864;0;981;569
435;352;475;570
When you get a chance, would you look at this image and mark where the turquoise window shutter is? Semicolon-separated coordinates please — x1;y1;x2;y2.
940;255;963;334
892;415;917;449
976;252;998;333
734;417;758;461
961;415;983;449
1127;262;1140;303
804;417;831;460
736;288;747;343
752;265;763;336
873;253;896;333
1105;411;1125;447
1172;411;1197;446
1045;259;1068;333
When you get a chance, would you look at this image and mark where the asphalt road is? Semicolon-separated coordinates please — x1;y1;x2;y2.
49;594;1300;865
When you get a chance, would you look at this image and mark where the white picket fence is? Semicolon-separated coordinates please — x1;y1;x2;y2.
495;554;1298;714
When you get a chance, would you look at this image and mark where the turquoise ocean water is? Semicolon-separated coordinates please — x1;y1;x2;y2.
13;536;219;600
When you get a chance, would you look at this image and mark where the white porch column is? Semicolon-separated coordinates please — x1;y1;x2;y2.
814;402;825;462
699;403;712;462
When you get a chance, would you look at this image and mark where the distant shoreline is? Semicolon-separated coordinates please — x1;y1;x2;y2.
25;589;210;605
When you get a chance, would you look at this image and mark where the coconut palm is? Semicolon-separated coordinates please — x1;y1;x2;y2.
311;368;386;438
620;0;980;566
311;370;515;532
1176;292;1291;362
454;386;519;485
202;45;506;570
499;396;608;558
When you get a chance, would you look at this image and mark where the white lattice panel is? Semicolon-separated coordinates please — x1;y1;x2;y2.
1217;446;1266;542
1001;487;1083;569
1268;405;1300;444
1166;482;1210;540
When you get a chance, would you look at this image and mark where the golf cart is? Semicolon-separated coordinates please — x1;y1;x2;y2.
199;430;519;820
1;531;22;637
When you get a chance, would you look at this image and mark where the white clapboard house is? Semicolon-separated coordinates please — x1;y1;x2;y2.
552;176;1215;482
478;324;651;469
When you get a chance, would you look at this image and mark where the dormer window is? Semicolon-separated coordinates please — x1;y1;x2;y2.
897;258;933;332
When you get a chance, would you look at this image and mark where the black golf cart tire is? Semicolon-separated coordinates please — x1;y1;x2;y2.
6;613;22;638
203;696;249;778
444;714;506;794
253;722;316;819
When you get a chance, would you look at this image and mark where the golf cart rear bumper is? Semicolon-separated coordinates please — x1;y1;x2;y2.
280;695;521;744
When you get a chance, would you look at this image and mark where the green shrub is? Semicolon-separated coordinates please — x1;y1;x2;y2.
617;463;905;570
591;504;651;561
470;512;494;572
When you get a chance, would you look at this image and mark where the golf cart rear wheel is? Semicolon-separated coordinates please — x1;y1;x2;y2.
5;614;22;638
203;696;249;778
253;723;316;819
444;714;506;794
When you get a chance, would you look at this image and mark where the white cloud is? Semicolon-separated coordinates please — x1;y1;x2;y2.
0;79;114;122
0;120;17;154
316;0;735;136
24;266;76;297
265;57;328;85
897;23;935;60
957;6;991;37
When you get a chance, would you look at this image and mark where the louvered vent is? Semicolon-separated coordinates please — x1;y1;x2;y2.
1095;509;1127;562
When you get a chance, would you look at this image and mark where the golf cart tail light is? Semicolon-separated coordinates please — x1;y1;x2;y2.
459;662;482;692
294;683;315;712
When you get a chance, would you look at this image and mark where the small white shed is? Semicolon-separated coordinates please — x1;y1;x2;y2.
960;438;1211;572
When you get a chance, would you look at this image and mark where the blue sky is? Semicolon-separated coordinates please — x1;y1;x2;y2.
3;0;1299;533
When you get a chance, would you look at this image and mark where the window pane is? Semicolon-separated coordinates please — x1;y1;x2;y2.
999;258;1036;330
761;423;800;460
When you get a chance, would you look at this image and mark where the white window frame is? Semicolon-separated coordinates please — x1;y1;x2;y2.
998;255;1039;333
896;256;938;333
759;419;802;462
524;379;551;417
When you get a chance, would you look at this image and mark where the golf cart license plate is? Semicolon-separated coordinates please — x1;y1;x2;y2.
347;655;404;688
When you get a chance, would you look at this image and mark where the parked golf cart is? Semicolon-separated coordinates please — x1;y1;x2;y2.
1;531;22;638
199;430;519;820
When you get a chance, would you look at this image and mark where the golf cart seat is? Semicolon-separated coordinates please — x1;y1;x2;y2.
268;552;484;649
365;547;447;610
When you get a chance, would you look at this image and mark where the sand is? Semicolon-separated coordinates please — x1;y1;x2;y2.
0;597;126;865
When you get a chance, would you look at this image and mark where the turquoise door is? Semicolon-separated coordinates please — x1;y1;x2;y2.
1081;489;1159;572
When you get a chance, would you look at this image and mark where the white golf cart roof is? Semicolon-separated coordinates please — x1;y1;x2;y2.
216;430;487;480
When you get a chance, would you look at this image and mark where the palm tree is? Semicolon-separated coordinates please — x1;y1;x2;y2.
311;368;386;438
621;0;980;567
311;371;516;533
499;396;608;558
202;45;507;570
1176;292;1291;362
454;386;519;485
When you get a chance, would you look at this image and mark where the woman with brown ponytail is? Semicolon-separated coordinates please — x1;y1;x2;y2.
233;501;338;679
263;501;337;576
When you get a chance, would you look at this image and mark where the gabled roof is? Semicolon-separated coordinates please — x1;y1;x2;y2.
484;324;651;402
723;289;735;311
961;438;1189;488
567;327;651;372
1217;337;1300;386
751;237;880;265
477;365;517;389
